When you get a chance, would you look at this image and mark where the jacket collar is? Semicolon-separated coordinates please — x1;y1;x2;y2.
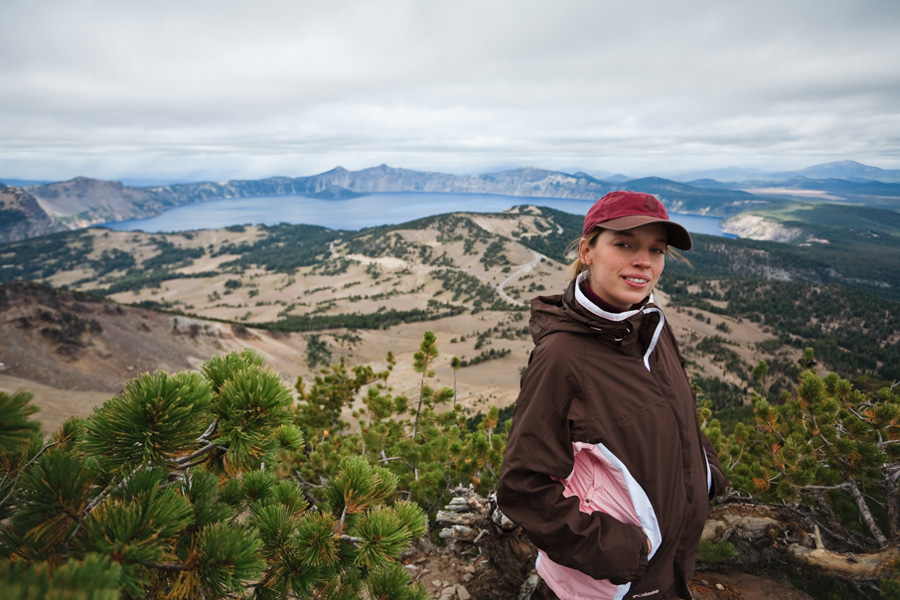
573;271;654;323
529;273;666;372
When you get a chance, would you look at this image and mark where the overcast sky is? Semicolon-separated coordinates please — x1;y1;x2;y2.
2;0;899;182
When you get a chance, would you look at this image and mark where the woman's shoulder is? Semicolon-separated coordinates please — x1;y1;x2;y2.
533;326;583;353
530;327;606;372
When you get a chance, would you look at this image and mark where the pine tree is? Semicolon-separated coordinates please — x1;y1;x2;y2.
0;350;429;599
451;357;461;403
294;332;507;513
722;365;900;542
411;331;440;439
707;350;900;592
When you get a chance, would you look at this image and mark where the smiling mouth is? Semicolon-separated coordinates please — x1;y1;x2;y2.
624;277;648;284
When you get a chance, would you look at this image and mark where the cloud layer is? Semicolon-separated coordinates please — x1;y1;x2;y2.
2;0;899;180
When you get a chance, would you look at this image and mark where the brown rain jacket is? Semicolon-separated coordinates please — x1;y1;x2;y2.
498;277;727;600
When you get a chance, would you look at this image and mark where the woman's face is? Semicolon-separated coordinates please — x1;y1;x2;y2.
579;223;668;311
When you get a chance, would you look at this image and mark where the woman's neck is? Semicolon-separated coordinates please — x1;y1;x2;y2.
579;279;645;313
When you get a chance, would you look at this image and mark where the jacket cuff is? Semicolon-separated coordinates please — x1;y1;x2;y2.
607;523;650;585
708;462;727;499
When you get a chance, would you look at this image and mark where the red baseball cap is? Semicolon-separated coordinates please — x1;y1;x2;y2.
582;191;692;250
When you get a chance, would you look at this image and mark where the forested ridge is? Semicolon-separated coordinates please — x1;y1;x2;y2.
1;204;899;411
1;203;898;399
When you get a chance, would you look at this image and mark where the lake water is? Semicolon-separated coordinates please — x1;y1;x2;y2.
100;192;735;238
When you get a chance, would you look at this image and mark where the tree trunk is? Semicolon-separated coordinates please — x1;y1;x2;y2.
845;478;888;547
885;465;900;542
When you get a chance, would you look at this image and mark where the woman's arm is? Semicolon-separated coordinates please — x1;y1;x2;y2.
497;342;649;584
701;434;728;499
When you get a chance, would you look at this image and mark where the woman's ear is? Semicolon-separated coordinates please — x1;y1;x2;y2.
578;238;592;266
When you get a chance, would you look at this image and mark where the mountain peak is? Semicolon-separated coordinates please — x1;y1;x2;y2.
818;159;867;168
323;166;350;175
794;160;900;182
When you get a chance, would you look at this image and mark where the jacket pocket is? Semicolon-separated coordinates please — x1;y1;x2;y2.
564;442;662;560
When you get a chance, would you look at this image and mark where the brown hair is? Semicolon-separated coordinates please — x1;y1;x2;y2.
566;228;691;282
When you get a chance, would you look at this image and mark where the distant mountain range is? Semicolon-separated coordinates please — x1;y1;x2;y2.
670;160;900;184
1;161;898;244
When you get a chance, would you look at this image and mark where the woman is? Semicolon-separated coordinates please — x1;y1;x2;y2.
497;191;727;600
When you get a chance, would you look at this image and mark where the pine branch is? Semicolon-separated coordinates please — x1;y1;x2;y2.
846;478;888;547
292;469;325;489
171;441;222;464
0;441;59;510
884;465;900;541
200;418;219;441
169;442;227;469
68;463;151;544
811;414;830;448
173;452;223;471
149;562;190;572
802;483;848;492
811;489;845;537
411;392;424;440
726;442;745;471
846;405;868;421
770;427;787;444
376;454;404;464
291;469;321;509
809;490;874;552
163;419;221;467
805;481;888;546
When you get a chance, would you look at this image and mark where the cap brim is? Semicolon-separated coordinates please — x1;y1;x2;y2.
600;215;693;250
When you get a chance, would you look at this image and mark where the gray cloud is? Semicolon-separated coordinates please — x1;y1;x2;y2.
1;0;898;180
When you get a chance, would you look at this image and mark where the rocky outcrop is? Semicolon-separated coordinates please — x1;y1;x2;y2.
28;177;162;224
0;185;64;243
722;214;803;242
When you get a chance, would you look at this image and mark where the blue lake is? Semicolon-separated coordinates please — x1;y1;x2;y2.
100;192;735;238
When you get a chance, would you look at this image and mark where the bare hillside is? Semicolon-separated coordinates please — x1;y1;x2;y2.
1;208;796;435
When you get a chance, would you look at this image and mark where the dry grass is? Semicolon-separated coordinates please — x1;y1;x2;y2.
2;214;788;435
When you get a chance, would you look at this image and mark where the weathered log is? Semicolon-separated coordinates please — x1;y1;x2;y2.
788;537;900;580
704;502;898;581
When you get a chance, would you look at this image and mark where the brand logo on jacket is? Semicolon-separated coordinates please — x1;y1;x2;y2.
631;590;660;598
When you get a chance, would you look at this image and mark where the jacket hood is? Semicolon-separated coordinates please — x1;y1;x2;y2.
530;275;666;370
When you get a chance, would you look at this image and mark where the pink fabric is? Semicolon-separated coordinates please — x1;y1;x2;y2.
537;442;643;600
